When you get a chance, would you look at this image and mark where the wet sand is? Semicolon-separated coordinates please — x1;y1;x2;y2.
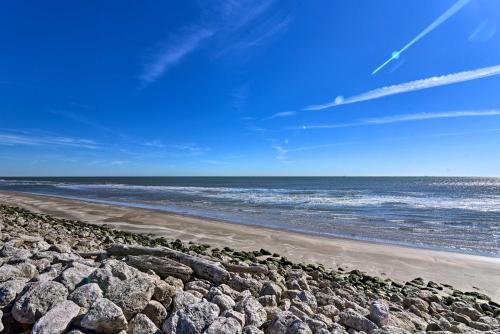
1;190;499;302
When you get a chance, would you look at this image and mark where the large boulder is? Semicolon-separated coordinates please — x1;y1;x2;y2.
31;300;80;334
125;255;193;281
162;301;220;334
12;281;68;324
80;298;128;334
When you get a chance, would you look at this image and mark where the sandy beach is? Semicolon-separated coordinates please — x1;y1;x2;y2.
1;190;499;302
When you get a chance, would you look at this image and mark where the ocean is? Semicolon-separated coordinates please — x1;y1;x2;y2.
0;176;499;257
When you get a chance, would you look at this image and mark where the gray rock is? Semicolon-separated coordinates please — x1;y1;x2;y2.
128;313;161;334
266;311;302;333
205;316;242;334
12;281;68;324
125;255;193;281
223;309;246;327
153;279;176;306
0;263;37;282
242;325;264;334
235;296;267;328
0;310;3;332
57;262;96;291
172;291;202;311
162;301;220;334
260;282;283;301
69;283;103;308
213;293;236;312
105;276;155;319
229;276;262;295
31;300;80;334
143;300;168;328
0;278;28;308
80;298;128;334
339;309;378;333
370;301;389;327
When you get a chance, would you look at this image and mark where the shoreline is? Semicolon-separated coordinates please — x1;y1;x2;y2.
0;190;499;302
5;189;497;258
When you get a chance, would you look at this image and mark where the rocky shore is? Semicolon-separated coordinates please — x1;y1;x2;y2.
0;204;499;334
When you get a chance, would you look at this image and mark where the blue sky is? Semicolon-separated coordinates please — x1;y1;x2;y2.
1;0;500;176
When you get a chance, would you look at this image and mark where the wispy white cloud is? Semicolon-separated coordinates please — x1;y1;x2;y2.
263;111;296;120
140;0;288;86
372;0;471;74
305;64;500;110
0;132;100;149
140;28;214;85
272;144;288;161
295;110;500;130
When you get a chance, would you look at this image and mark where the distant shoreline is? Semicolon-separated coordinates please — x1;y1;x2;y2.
1;190;499;302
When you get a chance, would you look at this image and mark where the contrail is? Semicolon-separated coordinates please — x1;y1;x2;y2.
304;64;500;111
372;0;471;75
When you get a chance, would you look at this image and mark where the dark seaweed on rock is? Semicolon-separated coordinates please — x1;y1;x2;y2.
0;204;499;333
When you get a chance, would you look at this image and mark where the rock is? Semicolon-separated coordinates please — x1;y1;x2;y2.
318;304;340;318
0;278;28;308
57;262;96;291
69;283;103;308
223;309;246;327
31;300;80;334
260;282;283;301
80;298;128;334
125;255;193;281
172;291;201;311
213;293;236;312
12;281;68;324
339;309;378;333
105;276;155;319
128;313;161;334
0;310;3;332
162;301;220;333
370;300;389;327
266;311;304;333
205;316;242;334
0;263;36;282
153;280;176;305
143;300;168;328
454;306;482;321
235;296;267;328
229;276;262;295
242;325;264;334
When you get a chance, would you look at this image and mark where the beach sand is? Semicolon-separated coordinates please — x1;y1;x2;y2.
1;190;499;302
